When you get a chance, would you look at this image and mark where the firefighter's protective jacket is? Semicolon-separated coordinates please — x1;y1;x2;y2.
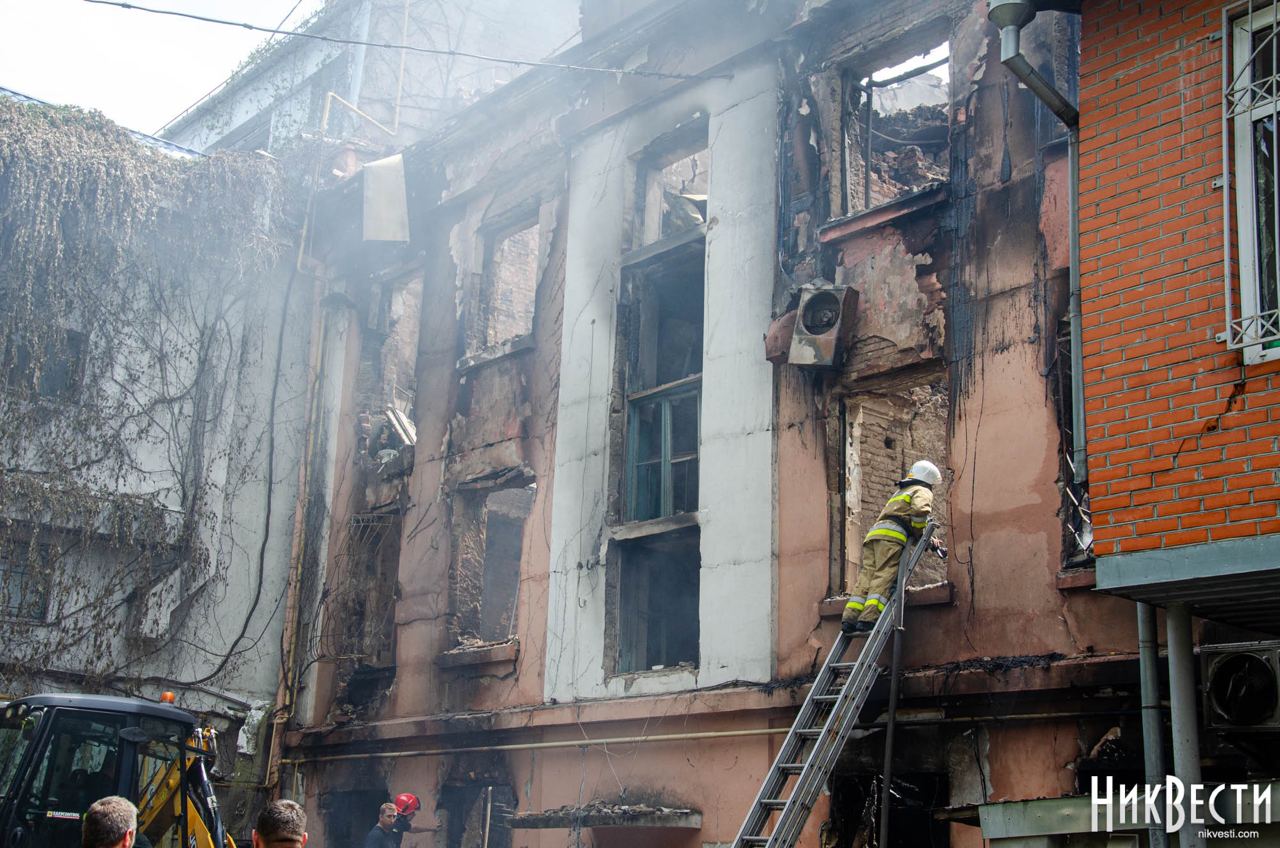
863;482;933;547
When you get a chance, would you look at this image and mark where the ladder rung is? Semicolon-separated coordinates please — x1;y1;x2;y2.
795;728;823;739
777;763;805;774
741;838;769;846
812;694;838;703
760;799;787;810
830;661;857;671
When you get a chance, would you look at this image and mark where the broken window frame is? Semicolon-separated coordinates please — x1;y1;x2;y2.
840;40;950;217
319;512;400;669
449;479;535;648
628;119;710;251
610;525;701;675
1053;318;1094;565
1226;4;1280;362
466;208;542;360
618;126;709;523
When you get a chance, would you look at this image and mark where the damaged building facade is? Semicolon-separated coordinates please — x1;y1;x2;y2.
280;1;1205;846
9;0;1272;846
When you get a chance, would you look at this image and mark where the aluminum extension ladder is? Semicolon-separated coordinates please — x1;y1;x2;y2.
731;522;937;848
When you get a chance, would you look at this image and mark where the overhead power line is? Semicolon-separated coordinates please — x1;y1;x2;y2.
84;0;728;84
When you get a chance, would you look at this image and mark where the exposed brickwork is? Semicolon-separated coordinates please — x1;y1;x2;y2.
1079;0;1280;556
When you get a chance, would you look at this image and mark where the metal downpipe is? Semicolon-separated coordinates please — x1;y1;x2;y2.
1137;602;1169;848
1167;604;1206;848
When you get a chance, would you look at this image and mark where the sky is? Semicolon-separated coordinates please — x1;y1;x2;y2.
0;0;326;135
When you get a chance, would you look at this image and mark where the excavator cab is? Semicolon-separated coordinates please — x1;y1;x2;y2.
0;694;232;848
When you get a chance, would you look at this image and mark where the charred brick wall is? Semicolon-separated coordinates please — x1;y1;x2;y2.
1079;0;1280;556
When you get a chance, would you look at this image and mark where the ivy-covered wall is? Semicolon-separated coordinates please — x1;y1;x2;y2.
0;96;318;830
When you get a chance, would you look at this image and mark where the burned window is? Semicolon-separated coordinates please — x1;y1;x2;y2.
322;513;400;669
617;526;699;673
1053;318;1092;566
635;147;709;247
472;220;539;354
623;242;703;522
843;384;949;591
844;43;950;214
3;329;86;401
452;484;535;645
0;541;51;622
621;127;710;527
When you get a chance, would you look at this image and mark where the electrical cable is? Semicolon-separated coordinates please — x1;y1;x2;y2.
84;0;729;83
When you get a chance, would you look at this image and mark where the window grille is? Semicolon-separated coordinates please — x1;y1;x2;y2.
1225;1;1280;360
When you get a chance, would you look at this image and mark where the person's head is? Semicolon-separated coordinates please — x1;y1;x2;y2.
252;800;307;848
377;803;397;831
904;459;942;488
82;796;137;848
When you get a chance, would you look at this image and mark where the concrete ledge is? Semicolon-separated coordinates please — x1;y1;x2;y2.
285;653;1138;754
436;640;519;669
1095;534;1280;634
817;184;947;243
820;581;955;617
455;333;535;374
1054;568;1096;591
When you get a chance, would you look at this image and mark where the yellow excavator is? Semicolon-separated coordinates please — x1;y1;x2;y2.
0;693;235;848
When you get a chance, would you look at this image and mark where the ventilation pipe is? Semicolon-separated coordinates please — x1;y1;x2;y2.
985;6;1169;848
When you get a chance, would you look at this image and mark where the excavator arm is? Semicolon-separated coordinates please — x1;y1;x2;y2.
135;729;234;848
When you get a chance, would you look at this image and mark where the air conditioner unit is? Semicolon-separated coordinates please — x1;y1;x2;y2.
787;284;858;368
1202;641;1280;731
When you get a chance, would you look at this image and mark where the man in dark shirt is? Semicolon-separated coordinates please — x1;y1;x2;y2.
362;803;398;848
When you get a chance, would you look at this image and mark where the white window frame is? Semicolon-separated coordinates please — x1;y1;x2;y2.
1228;4;1280;363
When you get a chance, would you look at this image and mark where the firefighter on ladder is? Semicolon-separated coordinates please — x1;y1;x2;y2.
841;460;948;634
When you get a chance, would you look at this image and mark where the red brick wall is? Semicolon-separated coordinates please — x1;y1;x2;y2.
1079;0;1280;556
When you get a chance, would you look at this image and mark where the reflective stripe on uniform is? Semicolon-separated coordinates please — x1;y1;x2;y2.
865;526;907;544
865;595;887;611
911;519;927;529
844;597;866;611
887;492;913;504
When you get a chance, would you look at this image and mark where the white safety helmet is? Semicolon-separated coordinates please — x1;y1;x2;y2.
907;460;942;487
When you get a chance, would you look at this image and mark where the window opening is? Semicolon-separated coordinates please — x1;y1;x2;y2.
617;526;700;673
320;513;399;669
0;542;52;622
845;43;950;214
637;148;709;246
474;220;539;354
623;240;704;522
1226;4;1280;360
1053;319;1093;565
453;484;534;645
3;330;86;401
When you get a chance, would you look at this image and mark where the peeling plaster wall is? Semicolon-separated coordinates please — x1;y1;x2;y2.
772;2;1139;681
546;59;780;701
